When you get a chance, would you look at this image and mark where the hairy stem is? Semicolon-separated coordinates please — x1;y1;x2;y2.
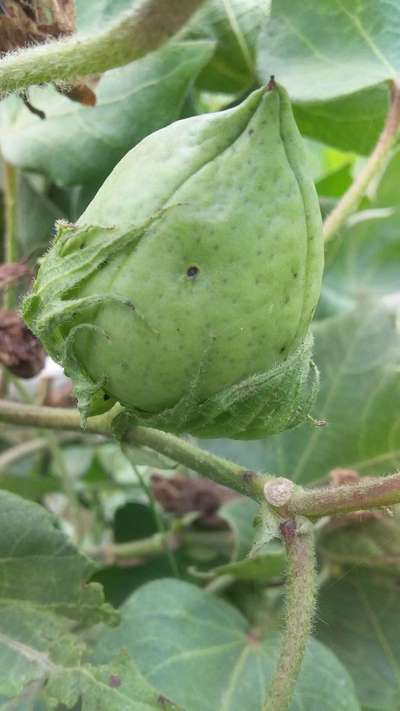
3;161;18;309
0;0;206;94
289;472;400;517
323;79;400;242
265;521;316;711
0;399;269;499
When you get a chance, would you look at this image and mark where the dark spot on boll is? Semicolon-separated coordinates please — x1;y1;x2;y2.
293;271;298;279
248;128;255;136
99;259;109;269
280;345;287;353
103;393;111;401
186;266;199;278
125;300;135;310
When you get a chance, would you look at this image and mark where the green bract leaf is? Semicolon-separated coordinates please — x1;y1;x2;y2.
201;301;400;484
23;85;323;439
0;41;215;186
96;579;361;711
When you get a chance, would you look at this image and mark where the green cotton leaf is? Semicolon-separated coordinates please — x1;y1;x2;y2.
95;579;360;711
219;498;259;560
186;0;269;93
75;0;137;32
257;0;399;102
209;543;286;582
0;490;117;626
375;148;400;207
201;300;400;484
16;174;64;253
45;654;182;710
319;506;400;573
317;571;400;710
320;209;400;313
293;83;390;156
0;41;214;186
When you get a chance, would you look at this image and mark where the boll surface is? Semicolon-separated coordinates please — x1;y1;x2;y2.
24;83;323;439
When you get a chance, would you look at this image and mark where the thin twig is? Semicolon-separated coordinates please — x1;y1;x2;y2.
0;437;47;472
0;0;206;94
3;161;18;309
85;531;172;563
0;399;270;499
323;78;400;242
264;521;316;711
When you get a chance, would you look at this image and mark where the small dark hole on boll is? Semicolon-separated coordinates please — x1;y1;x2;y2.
186;266;199;278
103;394;111;401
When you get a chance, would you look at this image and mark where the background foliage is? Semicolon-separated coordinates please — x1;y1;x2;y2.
0;1;399;709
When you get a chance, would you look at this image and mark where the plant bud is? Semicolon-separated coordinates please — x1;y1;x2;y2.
24;83;323;438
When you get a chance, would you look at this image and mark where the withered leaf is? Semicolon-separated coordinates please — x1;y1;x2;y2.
0;309;46;378
0;261;32;292
0;0;75;53
151;474;237;527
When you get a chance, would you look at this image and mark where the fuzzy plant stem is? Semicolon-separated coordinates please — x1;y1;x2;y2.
264;521;317;711
288;472;400;517
0;0;206;94
323;78;400;242
0;399;269;499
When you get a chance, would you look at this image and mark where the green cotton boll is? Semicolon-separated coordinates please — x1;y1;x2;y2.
23;83;324;439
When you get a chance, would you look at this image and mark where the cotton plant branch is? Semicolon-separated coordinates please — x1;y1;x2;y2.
264;519;317;711
0;0;206;95
0;399;269;499
2;399;400;513
323;78;400;242
264;474;400;518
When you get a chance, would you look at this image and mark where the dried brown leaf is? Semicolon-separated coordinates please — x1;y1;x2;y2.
0;261;32;292
0;309;46;378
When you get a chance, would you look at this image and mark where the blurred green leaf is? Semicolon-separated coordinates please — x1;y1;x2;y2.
96;579;360;711
316;163;354;199
318;571;400;710
187;0;269;93
375;148;400;207
202;301;400;484
17;174;63;254
219;498;258;560
0;490;116;625
0;41;214;186
319;507;400;573
0;472;61;499
321;210;400;311
210;543;286;582
75;0;136;31
293;84;389;156
258;0;399;102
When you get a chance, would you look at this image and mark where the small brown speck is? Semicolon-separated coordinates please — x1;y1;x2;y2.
109;675;121;688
